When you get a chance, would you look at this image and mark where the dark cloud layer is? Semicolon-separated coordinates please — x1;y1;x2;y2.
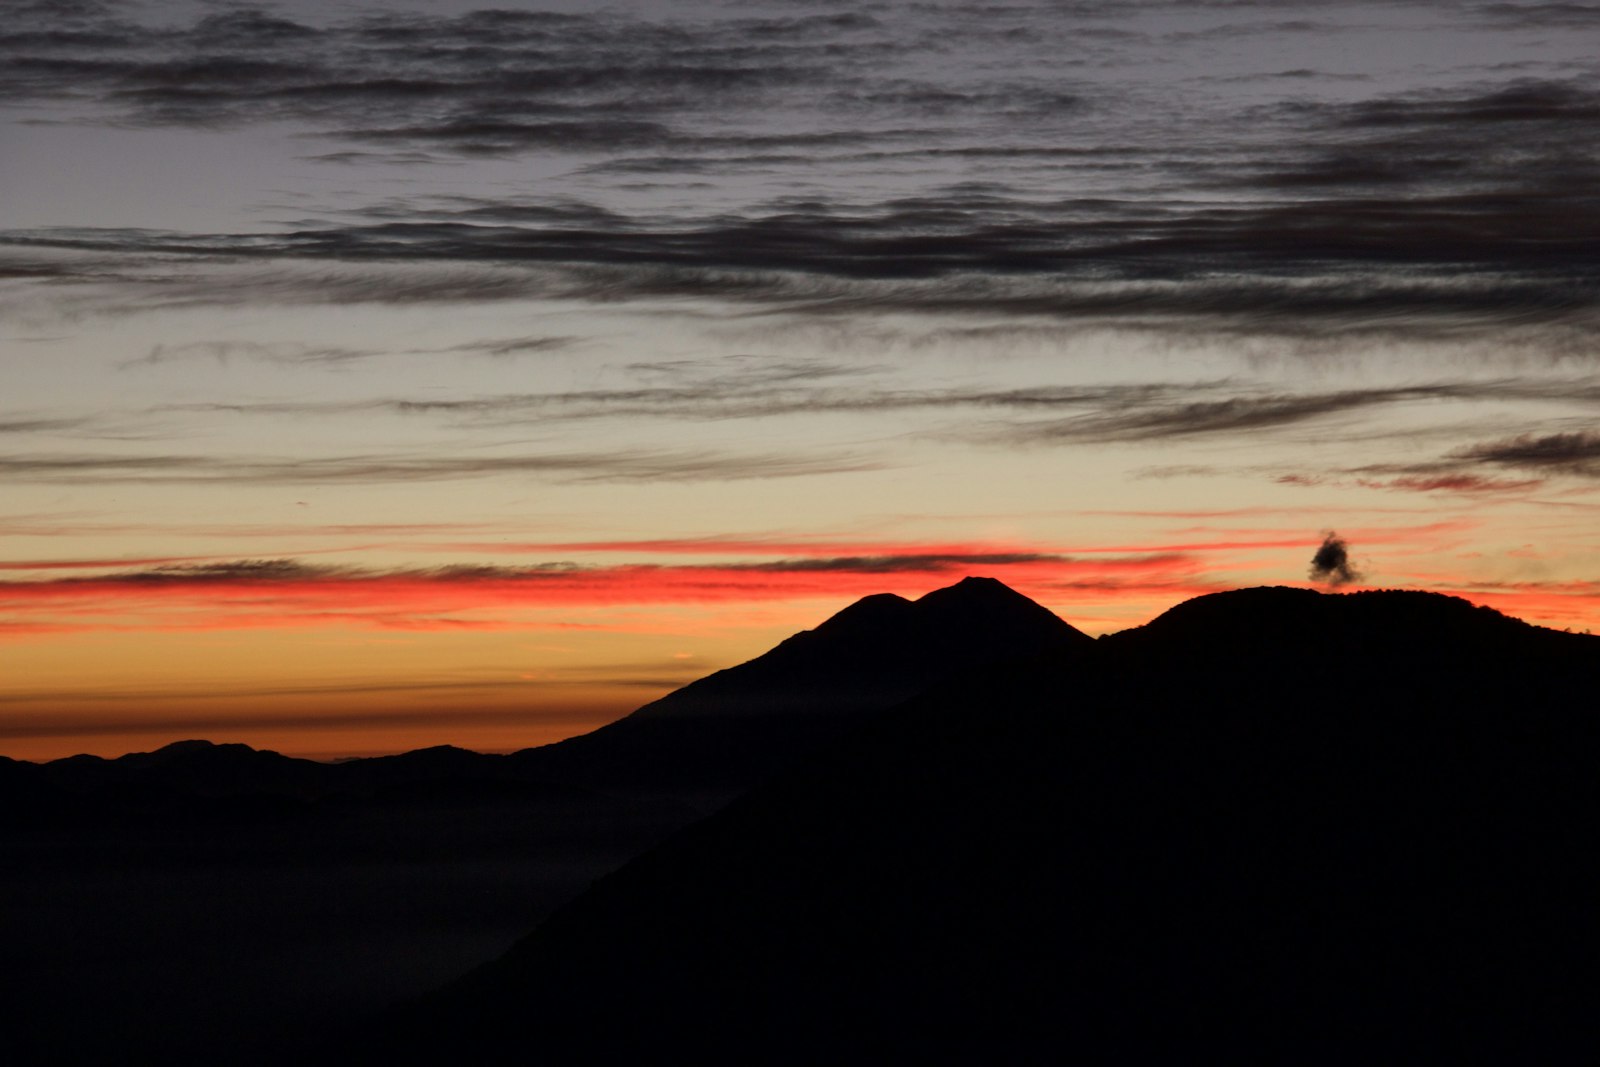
2;4;1596;335
8;174;1596;334
1473;3;1600;28
0;3;896;155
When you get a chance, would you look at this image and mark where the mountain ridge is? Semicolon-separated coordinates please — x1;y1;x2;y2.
388;583;1599;1064
9;585;1574;783
502;575;1091;799
11;578;1088;805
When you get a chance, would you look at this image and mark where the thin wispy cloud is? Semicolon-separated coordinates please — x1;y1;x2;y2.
1353;474;1547;494
0;447;880;485
121;335;584;368
127;340;385;368
144;377;1600;443
433;336;582;357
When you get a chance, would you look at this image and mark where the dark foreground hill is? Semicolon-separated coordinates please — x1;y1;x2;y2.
3;577;1086;1064
390;587;1600;1064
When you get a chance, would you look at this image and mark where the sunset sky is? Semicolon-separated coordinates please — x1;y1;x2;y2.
3;0;1597;761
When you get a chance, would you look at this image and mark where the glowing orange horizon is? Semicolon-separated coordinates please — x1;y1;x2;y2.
5;525;1597;765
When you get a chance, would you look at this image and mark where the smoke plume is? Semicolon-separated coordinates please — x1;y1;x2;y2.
1309;531;1360;587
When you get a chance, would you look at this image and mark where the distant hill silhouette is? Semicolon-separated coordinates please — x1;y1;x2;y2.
393;586;1600;1065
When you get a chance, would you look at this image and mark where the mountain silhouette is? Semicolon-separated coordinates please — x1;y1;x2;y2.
392;586;1600;1065
17;578;1087;812
3;577;1090;1064
509;575;1092;800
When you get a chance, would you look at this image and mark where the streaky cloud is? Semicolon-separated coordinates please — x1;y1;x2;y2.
7;193;1597;338
985;381;1600;445
1452;430;1600;475
127;340;385;367
1354;474;1546;494
0;548;1210;637
1347;427;1600;486
155;377;1600;442
0;447;880;485
0;417;93;434
431;335;582;357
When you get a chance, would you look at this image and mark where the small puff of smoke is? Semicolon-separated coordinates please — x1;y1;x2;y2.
1309;531;1360;587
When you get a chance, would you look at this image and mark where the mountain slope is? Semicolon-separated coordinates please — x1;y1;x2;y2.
397;587;1600;1065
509;575;1092;798
4;577;1089;1065
16;578;1087;811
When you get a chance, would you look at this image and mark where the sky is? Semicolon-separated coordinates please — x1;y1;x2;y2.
3;0;1598;761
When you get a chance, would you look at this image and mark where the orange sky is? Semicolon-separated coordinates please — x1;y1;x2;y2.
5;516;1596;761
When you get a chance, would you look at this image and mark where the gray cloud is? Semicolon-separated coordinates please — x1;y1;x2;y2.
0;3;898;157
1452;430;1600;475
1303;427;1600;489
2;5;1595;340
1472;3;1600;28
